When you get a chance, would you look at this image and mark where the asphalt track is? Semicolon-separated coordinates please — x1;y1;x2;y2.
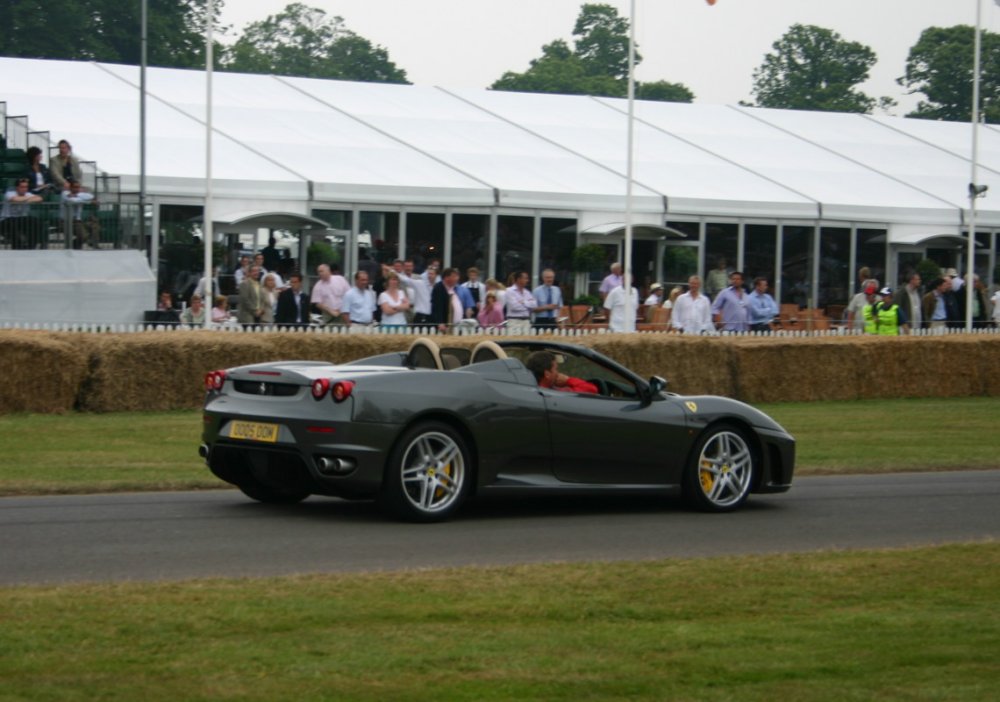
2;470;998;585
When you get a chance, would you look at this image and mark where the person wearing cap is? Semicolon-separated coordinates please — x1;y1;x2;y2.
847;279;879;333
867;287;906;335
644;283;664;306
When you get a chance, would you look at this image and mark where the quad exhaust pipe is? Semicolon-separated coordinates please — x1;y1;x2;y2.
317;456;356;475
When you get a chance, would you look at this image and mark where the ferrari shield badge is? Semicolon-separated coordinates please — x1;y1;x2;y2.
685;401;698;413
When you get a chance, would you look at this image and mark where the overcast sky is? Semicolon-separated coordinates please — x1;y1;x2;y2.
219;0;999;114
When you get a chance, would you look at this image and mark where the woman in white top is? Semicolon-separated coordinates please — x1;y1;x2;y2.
378;272;411;326
262;273;280;322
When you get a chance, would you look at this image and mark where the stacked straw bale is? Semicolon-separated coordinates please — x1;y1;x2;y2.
0;331;91;413
1;330;997;414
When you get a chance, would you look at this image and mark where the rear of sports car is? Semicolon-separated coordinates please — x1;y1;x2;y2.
200;362;405;503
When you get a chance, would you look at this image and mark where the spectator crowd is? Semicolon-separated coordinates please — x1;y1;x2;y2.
153;247;1000;335
2;139;100;250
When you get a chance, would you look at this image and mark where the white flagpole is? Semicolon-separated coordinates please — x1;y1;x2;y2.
203;0;214;328
623;0;637;332
967;0;983;332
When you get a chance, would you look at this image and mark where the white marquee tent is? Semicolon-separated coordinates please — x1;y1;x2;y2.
3;56;999;238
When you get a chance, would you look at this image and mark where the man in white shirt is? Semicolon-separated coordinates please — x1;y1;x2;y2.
398;265;436;325
603;278;639;332
671;275;713;334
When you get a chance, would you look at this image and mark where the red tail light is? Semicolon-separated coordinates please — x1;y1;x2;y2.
331;380;355;402
204;370;227;391
311;378;331;400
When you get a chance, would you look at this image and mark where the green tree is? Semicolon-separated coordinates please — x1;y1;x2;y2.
491;40;622;97
899;25;1000;123
638;81;695;103
224;2;408;83
0;0;222;68
572;3;637;81
490;3;692;102
750;24;886;113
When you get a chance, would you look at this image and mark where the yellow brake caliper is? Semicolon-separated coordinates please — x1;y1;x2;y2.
700;459;715;494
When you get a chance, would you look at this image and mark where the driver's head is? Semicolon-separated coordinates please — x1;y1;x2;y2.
525;350;557;384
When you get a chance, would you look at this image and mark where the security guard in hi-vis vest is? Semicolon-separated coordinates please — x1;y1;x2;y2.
867;287;906;335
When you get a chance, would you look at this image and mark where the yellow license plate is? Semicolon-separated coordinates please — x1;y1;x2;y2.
228;420;280;443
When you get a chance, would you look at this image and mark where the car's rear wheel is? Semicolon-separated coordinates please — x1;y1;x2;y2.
381;422;470;522
236;475;310;504
684;424;755;512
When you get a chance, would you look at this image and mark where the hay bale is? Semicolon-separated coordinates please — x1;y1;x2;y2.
78;332;278;412
729;336;870;402
588;334;736;396
4;329;999;414
0;331;90;413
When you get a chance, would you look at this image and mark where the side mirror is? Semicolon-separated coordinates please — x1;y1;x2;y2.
649;375;667;395
644;376;667;402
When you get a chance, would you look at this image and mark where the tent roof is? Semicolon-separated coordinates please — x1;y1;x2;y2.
2;57;996;230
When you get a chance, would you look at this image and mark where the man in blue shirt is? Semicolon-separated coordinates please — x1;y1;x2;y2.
532;268;563;327
748;276;779;333
711;271;750;332
342;270;376;327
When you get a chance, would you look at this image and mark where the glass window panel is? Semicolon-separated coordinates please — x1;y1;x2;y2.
857;228;887;291
158;204;209;297
819;227;850;309
496;215;533;286
406;213;445;273
359;211;399;266
744;224;777;286
973;231;992;282
540;217;576;298
896;252;924;288
311;208;352;275
704;222;737;298
780;225;813;306
452;214;490;279
664;221;700;289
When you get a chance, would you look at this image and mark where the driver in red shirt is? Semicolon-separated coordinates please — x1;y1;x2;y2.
525;351;598;394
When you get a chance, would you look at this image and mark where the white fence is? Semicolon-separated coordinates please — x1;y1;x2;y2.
1;320;998;338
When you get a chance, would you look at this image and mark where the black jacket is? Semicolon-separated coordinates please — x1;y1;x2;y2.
275;288;311;325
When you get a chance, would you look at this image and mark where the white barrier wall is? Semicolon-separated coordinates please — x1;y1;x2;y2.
0;250;156;325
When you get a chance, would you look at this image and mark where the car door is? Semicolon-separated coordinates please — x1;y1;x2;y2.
543;390;688;484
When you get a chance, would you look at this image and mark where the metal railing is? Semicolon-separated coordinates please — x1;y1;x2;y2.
0;199;141;250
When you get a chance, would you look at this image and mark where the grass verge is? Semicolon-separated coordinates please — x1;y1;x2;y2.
0;397;997;496
1;543;997;701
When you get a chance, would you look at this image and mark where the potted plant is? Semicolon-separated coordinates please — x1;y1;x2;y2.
567;294;601;325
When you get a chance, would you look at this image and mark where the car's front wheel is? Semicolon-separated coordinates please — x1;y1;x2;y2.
684;424;756;512
381;422;470;522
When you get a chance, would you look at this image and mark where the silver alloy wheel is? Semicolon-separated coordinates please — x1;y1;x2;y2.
696;430;753;508
399;430;466;514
